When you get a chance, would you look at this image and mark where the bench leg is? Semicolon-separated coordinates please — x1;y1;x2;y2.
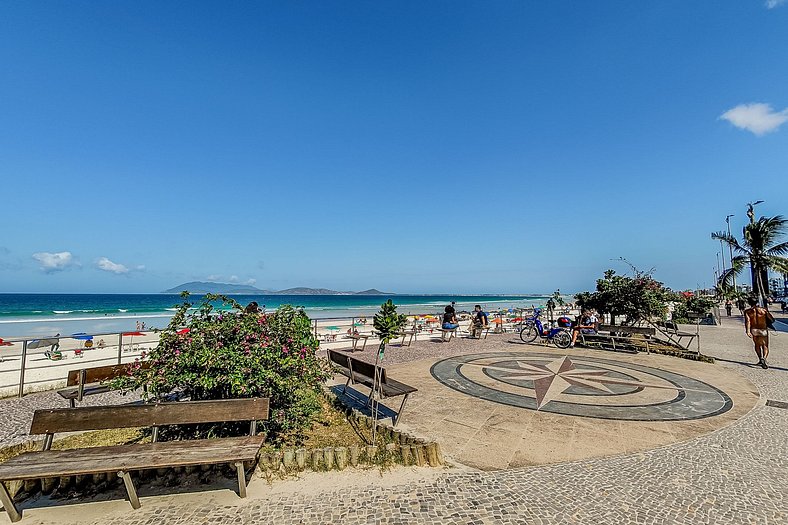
118;471;141;509
342;376;351;395
69;398;76;409
393;394;410;427
235;462;247;498
0;481;22;522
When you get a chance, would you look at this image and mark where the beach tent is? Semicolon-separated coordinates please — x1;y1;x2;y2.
0;338;13;346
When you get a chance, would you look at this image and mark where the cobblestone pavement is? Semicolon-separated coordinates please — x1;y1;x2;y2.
8;316;788;524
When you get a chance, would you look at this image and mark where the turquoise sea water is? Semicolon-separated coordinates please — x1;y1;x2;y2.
0;293;547;338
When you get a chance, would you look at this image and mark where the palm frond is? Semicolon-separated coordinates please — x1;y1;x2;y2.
711;231;747;254
765;241;788;257
767;256;788;275
716;265;741;289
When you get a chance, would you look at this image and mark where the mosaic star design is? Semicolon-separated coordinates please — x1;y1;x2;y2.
479;356;692;409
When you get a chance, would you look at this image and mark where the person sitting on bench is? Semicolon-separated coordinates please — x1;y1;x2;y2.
442;305;459;330
569;309;598;347
469;305;489;338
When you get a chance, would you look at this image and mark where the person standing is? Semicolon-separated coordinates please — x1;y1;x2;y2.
725;299;733;317
744;296;774;369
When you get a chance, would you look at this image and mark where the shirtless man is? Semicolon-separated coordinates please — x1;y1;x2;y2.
744;296;774;369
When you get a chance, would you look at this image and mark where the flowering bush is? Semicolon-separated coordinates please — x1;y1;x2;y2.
575;269;673;324
113;293;329;443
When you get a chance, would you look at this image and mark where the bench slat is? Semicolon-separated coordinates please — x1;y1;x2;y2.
0;436;263;481
30;399;270;435
58;384;112;400
66;362;150;388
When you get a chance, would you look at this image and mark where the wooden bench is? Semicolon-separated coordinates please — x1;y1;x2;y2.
346;333;370;351
58;362;150;408
0;398;269;522
326;350;416;426
659;320;699;349
395;322;419;347
578;324;656;354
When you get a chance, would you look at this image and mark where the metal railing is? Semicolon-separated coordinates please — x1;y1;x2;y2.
1;307;545;399
0;330;153;398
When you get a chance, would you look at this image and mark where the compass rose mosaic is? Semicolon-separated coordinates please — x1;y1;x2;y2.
430;352;733;421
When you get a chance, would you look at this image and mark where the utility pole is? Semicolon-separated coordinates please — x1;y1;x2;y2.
725;214;736;292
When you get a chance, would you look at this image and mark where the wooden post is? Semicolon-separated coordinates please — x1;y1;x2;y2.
311;449;321;470
401;444;411;465
349;445;360;466
425;443;440;466
283;449;295;468
295;448;307;469
323;448;334;470
414;445;425;466
335;447;348;470
366;445;378;462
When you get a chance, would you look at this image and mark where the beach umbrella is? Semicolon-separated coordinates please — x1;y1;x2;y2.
0;338;12;346
491;318;505;324
177;328;190;335
71;333;94;341
27;338;59;349
326;326;340;331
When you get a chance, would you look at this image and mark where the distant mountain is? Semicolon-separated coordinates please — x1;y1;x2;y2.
162;282;394;295
161;281;270;294
274;287;343;295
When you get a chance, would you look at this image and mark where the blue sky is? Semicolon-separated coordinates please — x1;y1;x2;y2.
1;1;786;294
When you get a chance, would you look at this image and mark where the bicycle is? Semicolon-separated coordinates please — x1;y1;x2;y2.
519;309;572;349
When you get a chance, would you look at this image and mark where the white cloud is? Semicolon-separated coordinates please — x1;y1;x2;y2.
206;274;221;281
33;251;75;273
766;0;785;9
720;103;788;135
228;275;240;283
244;278;257;286
96;257;129;275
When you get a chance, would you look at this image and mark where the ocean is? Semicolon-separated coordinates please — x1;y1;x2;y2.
0;293;548;339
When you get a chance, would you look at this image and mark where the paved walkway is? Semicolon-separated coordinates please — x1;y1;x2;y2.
6;315;788;525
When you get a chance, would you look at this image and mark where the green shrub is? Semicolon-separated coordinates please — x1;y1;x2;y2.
113;293;329;444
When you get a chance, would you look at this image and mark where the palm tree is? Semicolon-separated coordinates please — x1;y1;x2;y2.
712;215;788;304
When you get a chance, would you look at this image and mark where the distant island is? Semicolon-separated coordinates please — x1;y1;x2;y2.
161;281;391;295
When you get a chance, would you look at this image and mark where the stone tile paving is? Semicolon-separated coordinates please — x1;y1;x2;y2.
71;317;787;525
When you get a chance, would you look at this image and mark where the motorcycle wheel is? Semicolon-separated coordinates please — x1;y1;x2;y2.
520;325;538;343
552;330;572;349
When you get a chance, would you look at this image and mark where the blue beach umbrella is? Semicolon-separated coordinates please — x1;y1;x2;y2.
71;333;94;341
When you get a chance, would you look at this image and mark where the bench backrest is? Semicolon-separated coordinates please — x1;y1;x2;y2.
327;350;387;384
66;361;150;387
599;325;656;336
30;398;270;435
